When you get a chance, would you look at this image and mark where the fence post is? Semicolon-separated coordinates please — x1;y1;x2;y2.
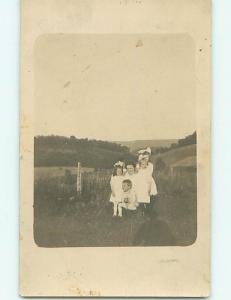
77;162;82;194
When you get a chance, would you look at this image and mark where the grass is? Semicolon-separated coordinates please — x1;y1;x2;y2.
34;166;94;180
34;165;197;247
152;144;196;166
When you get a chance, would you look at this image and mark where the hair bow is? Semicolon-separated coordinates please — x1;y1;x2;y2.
138;147;152;155
138;154;149;161
114;161;124;167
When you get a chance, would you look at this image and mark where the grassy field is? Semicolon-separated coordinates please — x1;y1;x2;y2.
34;161;197;247
34;166;94;180
151;144;196;166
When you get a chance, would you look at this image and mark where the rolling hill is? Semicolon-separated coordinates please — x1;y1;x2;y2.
34;135;135;168
151;144;197;167
115;139;177;153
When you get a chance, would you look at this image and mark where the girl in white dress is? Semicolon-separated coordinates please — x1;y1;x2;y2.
109;161;124;217
136;147;156;196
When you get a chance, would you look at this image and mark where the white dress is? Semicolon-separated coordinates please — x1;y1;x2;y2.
146;163;157;196
136;166;157;203
136;162;157;197
147;162;154;175
109;175;123;203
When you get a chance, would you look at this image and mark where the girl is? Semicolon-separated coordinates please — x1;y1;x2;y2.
109;161;124;217
124;161;138;192
137;147;153;175
136;154;157;216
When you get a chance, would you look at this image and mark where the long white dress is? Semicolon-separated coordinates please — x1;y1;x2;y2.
109;175;123;203
136;166;157;203
136;162;153;174
146;162;157;196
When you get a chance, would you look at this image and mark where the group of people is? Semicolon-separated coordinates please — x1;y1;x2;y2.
109;147;158;217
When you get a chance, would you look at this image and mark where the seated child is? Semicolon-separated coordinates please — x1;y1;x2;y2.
119;179;138;214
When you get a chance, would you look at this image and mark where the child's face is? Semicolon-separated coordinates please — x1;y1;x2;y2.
127;165;135;175
116;167;123;176
140;158;148;168
122;182;130;192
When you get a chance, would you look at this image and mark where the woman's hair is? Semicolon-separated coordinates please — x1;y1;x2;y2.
112;165;123;176
125;161;136;168
143;151;151;156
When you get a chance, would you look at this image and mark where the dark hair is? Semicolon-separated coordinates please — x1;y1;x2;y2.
112;165;123;176
143;151;151;156
122;179;133;188
125;161;136;168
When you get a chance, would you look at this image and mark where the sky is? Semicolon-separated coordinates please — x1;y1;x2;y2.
34;34;196;141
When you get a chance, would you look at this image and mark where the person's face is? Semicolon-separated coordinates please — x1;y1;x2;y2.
127;165;135;175
122;182;130;192
140;158;148;168
116;167;123;176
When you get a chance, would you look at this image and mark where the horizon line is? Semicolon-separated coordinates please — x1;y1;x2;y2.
34;131;196;142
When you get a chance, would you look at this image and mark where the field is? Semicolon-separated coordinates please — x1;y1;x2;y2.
115;139;177;152
34;166;94;180
151;144;196;166
34;150;197;247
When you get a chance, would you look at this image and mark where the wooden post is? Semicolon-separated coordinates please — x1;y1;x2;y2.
77;162;82;194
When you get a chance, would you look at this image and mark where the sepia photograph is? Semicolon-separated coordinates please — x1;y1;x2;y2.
34;34;197;247
20;0;211;296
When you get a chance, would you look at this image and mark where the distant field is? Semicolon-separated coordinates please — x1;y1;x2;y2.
115;139;177;152
151;144;196;166
34;166;94;180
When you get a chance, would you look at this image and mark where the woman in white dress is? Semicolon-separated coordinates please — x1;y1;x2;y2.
136;147;157;196
136;151;157;216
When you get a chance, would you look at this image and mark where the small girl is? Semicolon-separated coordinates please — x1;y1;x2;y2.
109;161;124;217
124;161;138;191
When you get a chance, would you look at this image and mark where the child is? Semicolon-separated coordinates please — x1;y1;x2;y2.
109;161;124;217
119;179;138;215
136;155;157;216
124;161;138;192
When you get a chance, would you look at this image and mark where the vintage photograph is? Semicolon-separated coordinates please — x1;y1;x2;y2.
20;0;211;296
34;34;197;247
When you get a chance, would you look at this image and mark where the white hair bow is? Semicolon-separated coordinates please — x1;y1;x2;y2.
138;154;149;161
138;147;152;155
114;161;124;167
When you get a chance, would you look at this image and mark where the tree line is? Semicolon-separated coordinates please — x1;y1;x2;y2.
151;132;197;155
34;135;135;169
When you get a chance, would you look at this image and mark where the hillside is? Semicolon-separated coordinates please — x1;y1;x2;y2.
115;139;177;152
151;144;197;167
34;135;135;168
